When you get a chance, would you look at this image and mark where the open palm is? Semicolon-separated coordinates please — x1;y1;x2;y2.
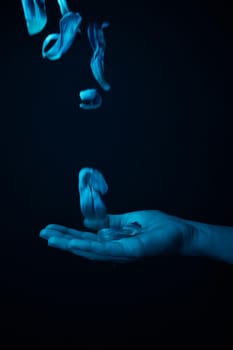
40;210;194;263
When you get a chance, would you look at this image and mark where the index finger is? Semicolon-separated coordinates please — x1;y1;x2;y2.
43;224;99;241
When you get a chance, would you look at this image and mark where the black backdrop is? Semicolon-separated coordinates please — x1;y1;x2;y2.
1;0;233;346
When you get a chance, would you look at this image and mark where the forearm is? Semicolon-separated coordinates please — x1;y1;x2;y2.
185;219;233;265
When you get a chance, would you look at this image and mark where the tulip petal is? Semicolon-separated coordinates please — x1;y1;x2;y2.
21;0;47;35
79;89;102;110
42;12;82;60
87;22;111;91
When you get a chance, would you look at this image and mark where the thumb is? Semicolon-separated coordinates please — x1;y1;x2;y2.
83;213;125;231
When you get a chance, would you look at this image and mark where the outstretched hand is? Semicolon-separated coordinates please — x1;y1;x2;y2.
40;210;195;263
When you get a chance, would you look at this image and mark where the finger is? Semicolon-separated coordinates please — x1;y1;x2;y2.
48;237;71;251
69;248;131;262
78;168;108;194
42;225;99;240
47;237;131;262
40;229;66;240
68;238;124;256
68;238;128;257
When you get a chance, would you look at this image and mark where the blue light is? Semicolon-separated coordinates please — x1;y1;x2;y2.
21;0;47;35
79;89;102;110
42;12;82;60
87;22;111;91
78;168;108;219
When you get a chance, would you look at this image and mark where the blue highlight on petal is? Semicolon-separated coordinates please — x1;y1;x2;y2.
79;89;102;110
79;168;108;194
42;12;82;61
78;168;142;239
20;1;111;109
21;0;47;36
87;22;111;91
57;0;70;16
78;168;108;219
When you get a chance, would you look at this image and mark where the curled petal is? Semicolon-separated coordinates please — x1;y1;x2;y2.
79;168;108;194
97;224;142;241
87;22;111;91
79;168;108;219
79;89;102;110
21;0;47;35
89;170;108;194
42;12;82;60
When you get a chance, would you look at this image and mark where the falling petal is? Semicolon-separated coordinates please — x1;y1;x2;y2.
42;12;82;60
87;22;111;91
92;191;107;218
79;168;108;194
88;169;108;194
57;0;70;16
79;186;95;218
79;89;102;110
21;0;47;35
97;224;142;241
78;168;108;219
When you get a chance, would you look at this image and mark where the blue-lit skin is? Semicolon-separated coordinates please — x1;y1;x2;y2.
78;168;108;220
79;89;102;110
87;22;111;91
21;0;47;35
39;210;195;262
42;12;82;60
97;222;142;241
40;210;233;264
40;168;193;261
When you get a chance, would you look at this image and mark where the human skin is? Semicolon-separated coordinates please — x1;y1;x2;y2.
182;218;233;265
40;210;233;265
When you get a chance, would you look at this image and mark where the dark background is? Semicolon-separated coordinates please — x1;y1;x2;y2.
1;0;233;346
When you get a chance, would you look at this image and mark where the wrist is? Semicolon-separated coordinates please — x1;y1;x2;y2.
182;219;233;265
181;220;210;258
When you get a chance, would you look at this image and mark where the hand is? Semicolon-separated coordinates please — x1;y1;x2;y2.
39;210;196;263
